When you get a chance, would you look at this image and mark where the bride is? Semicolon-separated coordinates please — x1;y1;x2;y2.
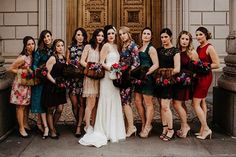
79;25;126;147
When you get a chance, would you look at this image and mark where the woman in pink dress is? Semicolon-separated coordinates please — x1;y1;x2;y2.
9;36;36;138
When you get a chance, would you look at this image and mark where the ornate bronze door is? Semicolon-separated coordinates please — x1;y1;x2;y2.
66;0;161;47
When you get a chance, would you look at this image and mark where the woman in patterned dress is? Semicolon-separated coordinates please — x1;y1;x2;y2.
172;31;198;138
156;28;180;141
41;39;67;139
31;30;53;139
134;27;159;138
80;29;104;134
9;36;36;138
66;28;88;136
193;27;219;140
118;26;140;137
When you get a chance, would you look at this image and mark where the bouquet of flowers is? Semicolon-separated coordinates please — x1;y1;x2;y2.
54;77;66;93
175;72;192;87
17;68;39;86
35;64;48;81
110;63;123;80
190;60;211;75
154;68;176;87
84;62;105;79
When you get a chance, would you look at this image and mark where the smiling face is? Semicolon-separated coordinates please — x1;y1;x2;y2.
26;39;35;55
43;33;53;46
161;32;171;46
96;31;104;44
142;29;152;42
196;30;207;44
107;29;116;42
55;41;64;54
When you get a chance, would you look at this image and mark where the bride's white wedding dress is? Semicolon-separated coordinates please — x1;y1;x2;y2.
79;44;126;148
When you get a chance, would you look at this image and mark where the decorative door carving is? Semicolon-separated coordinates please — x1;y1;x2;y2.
66;0;161;47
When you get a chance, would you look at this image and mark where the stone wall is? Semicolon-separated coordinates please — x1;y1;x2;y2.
0;0;39;65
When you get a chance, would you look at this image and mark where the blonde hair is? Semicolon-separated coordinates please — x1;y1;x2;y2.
176;30;194;56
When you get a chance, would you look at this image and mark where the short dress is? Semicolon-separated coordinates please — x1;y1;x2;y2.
134;43;155;96
41;55;67;107
156;47;179;99
10;55;32;106
119;41;140;105
67;45;84;95
173;51;193;101
82;45;100;97
193;43;212;98
31;47;52;113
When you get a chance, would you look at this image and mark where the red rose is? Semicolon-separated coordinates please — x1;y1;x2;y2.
163;79;169;85
21;72;27;78
112;63;119;69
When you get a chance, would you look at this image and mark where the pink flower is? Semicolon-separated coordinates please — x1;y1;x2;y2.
163;79;169;85
176;77;181;82
42;71;47;76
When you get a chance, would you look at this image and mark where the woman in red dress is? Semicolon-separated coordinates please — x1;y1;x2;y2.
193;27;219;140
173;31;198;138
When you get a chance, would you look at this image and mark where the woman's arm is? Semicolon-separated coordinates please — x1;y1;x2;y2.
100;43;110;71
80;45;90;67
190;49;199;61
8;55;25;74
46;56;56;84
66;49;70;64
147;46;159;75
207;45;220;69
173;52;181;75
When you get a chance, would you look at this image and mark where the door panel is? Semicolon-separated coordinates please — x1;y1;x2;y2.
66;0;161;47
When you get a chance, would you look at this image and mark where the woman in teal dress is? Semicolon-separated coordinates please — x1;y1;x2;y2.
134;27;159;138
31;30;53;139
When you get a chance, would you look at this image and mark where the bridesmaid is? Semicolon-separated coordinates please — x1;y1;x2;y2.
172;31;198;138
31;30;53;139
80;28;104;134
9;36;35;138
41;39;67;139
66;28;88;136
118;26;140;137
134;27;159;138
193;27;219;139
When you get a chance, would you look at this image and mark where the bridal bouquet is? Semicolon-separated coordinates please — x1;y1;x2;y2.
35;64;48;80
190;60;211;75
110;63;123;80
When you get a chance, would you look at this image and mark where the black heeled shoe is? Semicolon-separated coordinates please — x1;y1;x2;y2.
74;125;82;138
49;134;59;140
19;131;29;138
162;128;175;141
160;125;168;139
42;127;49;140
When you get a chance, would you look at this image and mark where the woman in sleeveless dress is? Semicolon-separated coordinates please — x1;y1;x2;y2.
66;28;88;136
31;30;53;139
134;27;159;138
193;27;219;140
80;29;104;134
79;25;126;147
118;26;140;137
41;39;67;139
9;36;35;138
156;28;180;141
172;31;198;138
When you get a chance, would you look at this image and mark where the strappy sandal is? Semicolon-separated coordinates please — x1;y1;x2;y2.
160;125;168;139
75;125;82;138
162;128;175;141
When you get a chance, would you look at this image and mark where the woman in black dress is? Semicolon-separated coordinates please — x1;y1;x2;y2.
41;39;67;139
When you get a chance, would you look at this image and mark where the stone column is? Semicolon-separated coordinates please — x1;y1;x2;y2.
214;0;236;137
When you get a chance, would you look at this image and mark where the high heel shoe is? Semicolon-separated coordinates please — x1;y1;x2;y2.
196;129;212;140
75;125;82;138
139;125;152;138
194;132;201;136
42;126;49;140
162;128;175;141
177;127;190;138
126;126;137;137
19;130;29;138
160;125;168;139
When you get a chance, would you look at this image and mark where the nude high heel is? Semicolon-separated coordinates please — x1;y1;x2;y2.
126;126;137;137
139;125;152;138
196;129;212;140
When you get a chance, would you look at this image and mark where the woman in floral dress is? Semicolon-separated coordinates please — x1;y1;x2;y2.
9;36;36;138
118;26;140;137
66;28;88;136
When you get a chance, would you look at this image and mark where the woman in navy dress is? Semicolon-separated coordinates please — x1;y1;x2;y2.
31;30;53;139
66;28;88;136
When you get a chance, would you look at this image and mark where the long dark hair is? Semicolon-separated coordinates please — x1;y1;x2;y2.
20;36;35;56
38;30;52;51
89;29;104;51
71;28;88;46
160;28;172;37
